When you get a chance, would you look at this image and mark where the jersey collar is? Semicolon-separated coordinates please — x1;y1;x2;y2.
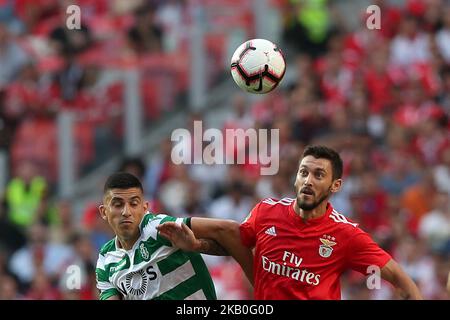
289;201;333;225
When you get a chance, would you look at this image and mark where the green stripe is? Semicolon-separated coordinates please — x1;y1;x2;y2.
99;239;116;256
187;252;216;300
96;268;109;282
157;250;190;275
100;288;120;300
140;213;153;229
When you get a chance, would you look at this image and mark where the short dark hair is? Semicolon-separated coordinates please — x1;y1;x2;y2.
302;145;343;180
103;172;143;194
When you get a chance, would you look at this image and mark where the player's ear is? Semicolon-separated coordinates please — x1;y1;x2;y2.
330;179;342;193
143;201;149;212
98;204;107;221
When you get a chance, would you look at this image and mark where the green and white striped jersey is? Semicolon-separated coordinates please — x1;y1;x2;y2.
95;213;216;300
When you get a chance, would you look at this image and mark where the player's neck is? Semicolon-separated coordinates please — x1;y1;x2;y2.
294;199;329;221
117;235;140;251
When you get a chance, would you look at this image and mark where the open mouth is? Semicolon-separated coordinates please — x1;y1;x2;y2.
301;188;314;196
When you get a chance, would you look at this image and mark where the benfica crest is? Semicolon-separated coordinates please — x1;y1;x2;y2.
319;235;336;258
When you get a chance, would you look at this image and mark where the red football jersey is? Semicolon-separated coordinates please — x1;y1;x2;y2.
240;198;391;300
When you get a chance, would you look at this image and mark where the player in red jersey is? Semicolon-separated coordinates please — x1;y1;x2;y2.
158;145;422;300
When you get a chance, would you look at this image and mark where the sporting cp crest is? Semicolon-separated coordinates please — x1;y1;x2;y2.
319;235;336;258
140;243;150;261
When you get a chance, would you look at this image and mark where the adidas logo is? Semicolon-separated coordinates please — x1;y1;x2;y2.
265;226;277;236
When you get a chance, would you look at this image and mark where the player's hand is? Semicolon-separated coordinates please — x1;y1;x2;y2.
157;222;202;251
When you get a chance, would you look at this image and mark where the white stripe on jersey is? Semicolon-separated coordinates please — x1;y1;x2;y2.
185;289;207;300
101;252;125;266
329;210;358;227
262;197;295;206
159;260;196;295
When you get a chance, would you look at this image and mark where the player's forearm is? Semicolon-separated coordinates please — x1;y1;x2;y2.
191;218;254;285
393;276;422;300
381;260;423;300
194;238;229;256
191;218;246;255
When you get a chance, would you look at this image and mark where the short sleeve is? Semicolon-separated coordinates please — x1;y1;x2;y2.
239;202;261;248
346;231;392;274
96;254;120;300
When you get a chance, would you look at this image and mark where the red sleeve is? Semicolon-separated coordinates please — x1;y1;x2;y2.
239;202;261;248
346;231;392;274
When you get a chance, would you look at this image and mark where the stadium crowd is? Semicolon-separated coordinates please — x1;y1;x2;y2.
0;0;449;300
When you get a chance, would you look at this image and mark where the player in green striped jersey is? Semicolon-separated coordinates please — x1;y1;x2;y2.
95;172;218;300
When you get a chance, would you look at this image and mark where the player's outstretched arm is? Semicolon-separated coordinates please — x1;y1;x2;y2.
158;218;254;285
190;217;254;285
381;259;423;300
157;222;228;255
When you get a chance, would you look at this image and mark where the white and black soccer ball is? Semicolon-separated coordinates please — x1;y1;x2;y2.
230;39;286;94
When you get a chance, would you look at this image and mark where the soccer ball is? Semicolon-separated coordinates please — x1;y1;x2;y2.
230;39;286;94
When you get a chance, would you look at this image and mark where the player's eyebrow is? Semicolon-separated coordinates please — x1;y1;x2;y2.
300;165;327;173
110;195;141;202
109;197;124;202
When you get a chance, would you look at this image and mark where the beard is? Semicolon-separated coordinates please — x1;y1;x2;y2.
296;186;332;211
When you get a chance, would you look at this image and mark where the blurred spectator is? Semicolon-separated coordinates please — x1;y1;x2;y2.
209;256;253;300
180;179;209;217
5;160;50;228
48;0;92;57
435;5;450;63
283;0;334;57
0;0;448;301
394;237;441;299
379;150;421;196
208;180;254;222
291;98;330;144
0;22;29;88
8;223;73;286
53;55;85;101
49;200;77;244
418;192;450;255
351;171;390;237
0;195;26;254
118;156;146;182
145;138;175;199
24;270;61;300
0;274;22;300
390;14;431;66
127;3;163;55
155;0;187;53
158;163;193;214
58;232;96;300
433;144;450;194
401;169;439;233
81;202;114;252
